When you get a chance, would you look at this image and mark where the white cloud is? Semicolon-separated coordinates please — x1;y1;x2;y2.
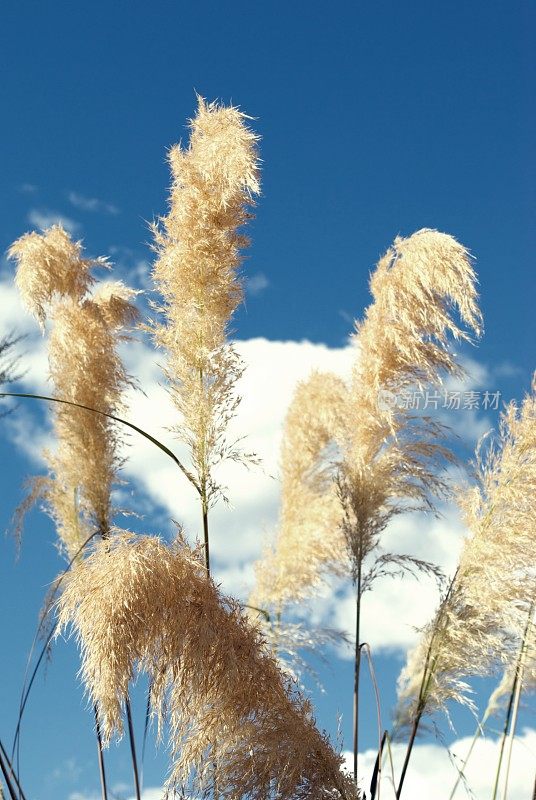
345;727;536;799
64;730;536;800
18;182;38;194
27;208;80;234
68;191;119;215
246;272;269;295
0;285;500;650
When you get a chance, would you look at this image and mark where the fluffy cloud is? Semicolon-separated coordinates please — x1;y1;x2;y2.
0;274;499;651
27;208;80;234
68;191;119;215
345;727;536;799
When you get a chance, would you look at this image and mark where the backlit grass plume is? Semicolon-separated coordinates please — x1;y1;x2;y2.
56;531;357;800
151;97;260;532
9;225;99;329
395;376;536;792
339;228;482;580
251;371;349;611
8;227;138;557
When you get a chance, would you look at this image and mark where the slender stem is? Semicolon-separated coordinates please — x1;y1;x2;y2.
396;569;460;799
94;705;109;800
202;500;210;573
353;558;362;784
125;697;142;800
140;685;152;796
361;644;382;799
396;707;423;799
0;392;200;494
501;604;534;800
0;740;24;800
532;772;536;800
448;719;483;800
370;731;387;800
491;677;516;800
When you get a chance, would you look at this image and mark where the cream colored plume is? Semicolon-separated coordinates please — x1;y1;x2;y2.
151;96;260;508
251;371;349;610
339;229;482;575
9;225;101;328
252;229;481;613
396;375;536;725
56;531;357;800
9;228;138;557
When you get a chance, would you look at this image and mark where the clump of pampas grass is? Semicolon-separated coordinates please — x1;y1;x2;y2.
8;226;138;557
56;531;358;800
395;376;536;793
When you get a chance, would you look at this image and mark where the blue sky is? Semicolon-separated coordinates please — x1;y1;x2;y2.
0;2;535;799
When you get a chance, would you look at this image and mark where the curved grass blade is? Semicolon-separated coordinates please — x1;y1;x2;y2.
0;392;200;494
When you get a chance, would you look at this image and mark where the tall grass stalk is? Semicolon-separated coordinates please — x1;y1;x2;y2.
450;603;534;799
0;746;18;800
500;603;534;800
94;706;109;800
0;740;25;800
353;559;362;782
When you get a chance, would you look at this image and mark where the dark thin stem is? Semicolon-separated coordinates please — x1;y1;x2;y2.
490;677;516;800
395;569;460;799
361;644;382;799
353;558;362;784
140;684;152;796
396;707;423;798
370;731;388;800
532;772;536;800
0;747;18;800
125;697;142;800
94;706;108;800
0;740;25;800
0;392;200;494
12;531;98;763
202;501;210;573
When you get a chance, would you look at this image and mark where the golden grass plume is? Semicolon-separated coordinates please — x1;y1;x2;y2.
396;375;536;726
151;97;260;505
9;227;138;557
56;531;357;799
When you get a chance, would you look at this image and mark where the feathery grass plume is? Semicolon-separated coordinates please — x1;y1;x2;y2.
251;371;350;611
56;531;358;800
8;227;138;557
396;375;536;734
339;228;482;578
334;228;482;781
9;225;99;328
151;97;260;516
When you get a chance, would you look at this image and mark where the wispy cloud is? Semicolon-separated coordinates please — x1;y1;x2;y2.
68;191;119;215
246;272;269;296
108;245;151;288
18;182;38;194
27;208;80;234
